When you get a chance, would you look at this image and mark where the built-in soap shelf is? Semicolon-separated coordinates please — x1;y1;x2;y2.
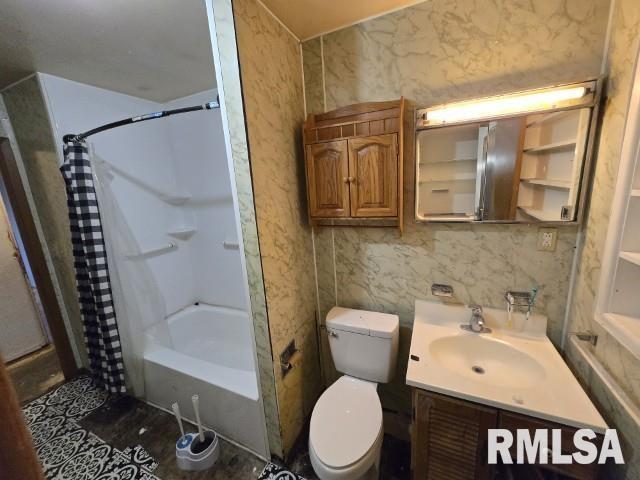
168;227;197;241
161;194;192;206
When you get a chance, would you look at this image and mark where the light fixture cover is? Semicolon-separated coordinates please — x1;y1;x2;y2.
419;81;594;127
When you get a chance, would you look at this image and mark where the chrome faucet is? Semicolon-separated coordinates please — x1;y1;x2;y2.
461;305;492;333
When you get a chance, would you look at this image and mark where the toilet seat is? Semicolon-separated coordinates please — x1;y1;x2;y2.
309;375;383;476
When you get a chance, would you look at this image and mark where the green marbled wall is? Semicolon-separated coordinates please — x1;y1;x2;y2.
302;0;611;413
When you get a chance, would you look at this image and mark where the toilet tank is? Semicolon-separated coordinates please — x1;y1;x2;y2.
326;307;399;383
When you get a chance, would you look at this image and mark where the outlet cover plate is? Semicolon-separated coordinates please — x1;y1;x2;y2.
537;227;558;252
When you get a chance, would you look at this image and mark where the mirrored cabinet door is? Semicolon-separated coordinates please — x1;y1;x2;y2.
416;123;486;221
416;107;593;223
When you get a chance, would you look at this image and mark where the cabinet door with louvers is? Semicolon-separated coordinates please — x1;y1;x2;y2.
412;389;497;480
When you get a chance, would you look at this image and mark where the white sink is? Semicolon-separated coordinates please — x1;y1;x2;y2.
429;335;546;389
406;300;607;433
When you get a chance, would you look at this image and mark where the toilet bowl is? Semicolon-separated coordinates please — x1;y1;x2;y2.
309;376;384;480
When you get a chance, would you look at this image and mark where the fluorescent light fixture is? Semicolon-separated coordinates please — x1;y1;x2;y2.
425;86;588;124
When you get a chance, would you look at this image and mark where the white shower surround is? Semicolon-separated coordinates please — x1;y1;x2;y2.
39;73;269;457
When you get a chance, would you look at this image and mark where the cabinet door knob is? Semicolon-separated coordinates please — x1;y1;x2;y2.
348;176;355;183
343;177;349;183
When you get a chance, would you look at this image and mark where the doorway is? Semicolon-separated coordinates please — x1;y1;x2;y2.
0;137;77;403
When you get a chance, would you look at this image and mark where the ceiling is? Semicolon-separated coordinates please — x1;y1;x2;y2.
260;0;427;40
0;0;215;102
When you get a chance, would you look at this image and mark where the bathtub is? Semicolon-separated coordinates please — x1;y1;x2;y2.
143;303;267;456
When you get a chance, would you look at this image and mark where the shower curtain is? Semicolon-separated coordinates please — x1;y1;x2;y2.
61;141;126;393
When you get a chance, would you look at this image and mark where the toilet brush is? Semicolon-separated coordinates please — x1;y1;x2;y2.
192;394;204;442
172;402;186;438
191;394;213;454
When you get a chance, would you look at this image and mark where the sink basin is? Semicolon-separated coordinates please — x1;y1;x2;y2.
429;335;546;388
407;300;608;433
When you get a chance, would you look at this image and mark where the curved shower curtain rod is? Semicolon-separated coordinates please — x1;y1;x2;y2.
62;96;220;143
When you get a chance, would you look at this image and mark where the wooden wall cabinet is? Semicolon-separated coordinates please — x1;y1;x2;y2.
303;99;408;230
412;388;602;480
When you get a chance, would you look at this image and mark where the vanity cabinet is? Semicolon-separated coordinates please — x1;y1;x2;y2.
303;99;409;230
411;389;602;480
412;389;497;480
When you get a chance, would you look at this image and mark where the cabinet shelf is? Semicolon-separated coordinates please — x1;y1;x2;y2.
517;206;560;222
599;313;640;359
420;173;477;183
526;110;575;127
620;251;640;267
523;139;576;154
520;178;571;190
419;157;476;165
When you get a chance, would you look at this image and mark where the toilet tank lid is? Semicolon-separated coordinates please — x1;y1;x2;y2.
326;307;399;338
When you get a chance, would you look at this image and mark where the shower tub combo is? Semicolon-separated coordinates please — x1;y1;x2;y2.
143;303;265;455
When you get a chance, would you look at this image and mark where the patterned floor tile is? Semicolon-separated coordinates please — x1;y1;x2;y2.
23;376;160;480
258;463;306;480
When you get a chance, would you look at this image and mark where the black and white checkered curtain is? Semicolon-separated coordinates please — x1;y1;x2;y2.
61;141;126;393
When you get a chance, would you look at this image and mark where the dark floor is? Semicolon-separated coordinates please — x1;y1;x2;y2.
80;394;411;480
7;345;64;404
80;395;267;480
13;352;410;480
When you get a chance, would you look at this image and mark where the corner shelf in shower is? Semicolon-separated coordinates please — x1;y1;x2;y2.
168;227;197;241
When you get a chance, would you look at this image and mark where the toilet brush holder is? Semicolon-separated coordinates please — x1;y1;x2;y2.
176;430;220;471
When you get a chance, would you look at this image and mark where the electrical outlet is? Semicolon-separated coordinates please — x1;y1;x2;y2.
537;227;557;252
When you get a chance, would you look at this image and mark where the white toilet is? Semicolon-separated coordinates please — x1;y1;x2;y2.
309;307;399;480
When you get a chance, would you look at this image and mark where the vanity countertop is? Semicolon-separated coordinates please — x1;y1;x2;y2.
406;300;607;433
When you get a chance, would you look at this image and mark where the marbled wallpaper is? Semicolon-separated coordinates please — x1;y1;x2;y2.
564;0;640;476
209;0;281;458
2;77;87;367
233;0;322;459
302;0;610;412
301;37;324;115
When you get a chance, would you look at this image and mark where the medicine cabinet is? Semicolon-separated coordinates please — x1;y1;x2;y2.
415;79;603;224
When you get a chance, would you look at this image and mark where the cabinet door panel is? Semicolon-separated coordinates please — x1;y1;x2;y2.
348;134;398;217
499;411;602;480
413;390;497;480
306;141;349;217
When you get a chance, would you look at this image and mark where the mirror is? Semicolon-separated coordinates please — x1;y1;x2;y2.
415;81;600;224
